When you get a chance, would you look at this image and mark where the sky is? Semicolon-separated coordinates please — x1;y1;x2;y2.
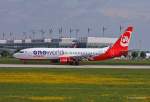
0;0;149;50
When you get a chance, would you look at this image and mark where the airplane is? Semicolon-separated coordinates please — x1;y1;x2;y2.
13;26;133;65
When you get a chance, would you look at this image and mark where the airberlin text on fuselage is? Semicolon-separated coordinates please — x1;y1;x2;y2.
33;50;64;56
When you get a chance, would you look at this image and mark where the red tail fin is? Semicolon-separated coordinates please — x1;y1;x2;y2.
110;26;133;53
93;26;133;61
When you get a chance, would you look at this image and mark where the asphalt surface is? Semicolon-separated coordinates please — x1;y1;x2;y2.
0;64;149;69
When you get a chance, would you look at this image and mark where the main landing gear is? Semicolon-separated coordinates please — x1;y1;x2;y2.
69;59;80;65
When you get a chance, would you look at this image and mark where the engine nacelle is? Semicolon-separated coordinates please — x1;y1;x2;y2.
60;56;72;64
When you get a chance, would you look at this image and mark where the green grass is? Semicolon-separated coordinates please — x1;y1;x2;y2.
82;59;150;65
0;58;52;64
0;68;150;102
0;57;150;65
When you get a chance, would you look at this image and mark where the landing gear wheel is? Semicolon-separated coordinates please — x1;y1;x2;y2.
69;61;74;65
68;58;80;65
75;61;79;65
22;60;27;64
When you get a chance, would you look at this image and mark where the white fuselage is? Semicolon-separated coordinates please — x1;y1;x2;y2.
13;47;109;60
13;26;133;63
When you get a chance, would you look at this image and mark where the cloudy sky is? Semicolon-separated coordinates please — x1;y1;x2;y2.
0;0;149;50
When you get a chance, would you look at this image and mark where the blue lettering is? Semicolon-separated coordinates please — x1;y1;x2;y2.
43;51;47;55
33;50;65;56
38;51;43;55
33;51;37;55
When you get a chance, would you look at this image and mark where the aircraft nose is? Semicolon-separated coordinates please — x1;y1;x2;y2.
13;53;19;58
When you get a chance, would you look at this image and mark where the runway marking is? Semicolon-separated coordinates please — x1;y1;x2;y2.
0;64;149;69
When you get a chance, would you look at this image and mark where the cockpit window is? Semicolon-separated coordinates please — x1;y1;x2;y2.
19;51;24;53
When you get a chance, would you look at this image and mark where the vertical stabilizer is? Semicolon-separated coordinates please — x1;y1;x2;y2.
94;26;133;61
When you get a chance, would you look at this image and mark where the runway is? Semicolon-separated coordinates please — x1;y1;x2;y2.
0;64;149;69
